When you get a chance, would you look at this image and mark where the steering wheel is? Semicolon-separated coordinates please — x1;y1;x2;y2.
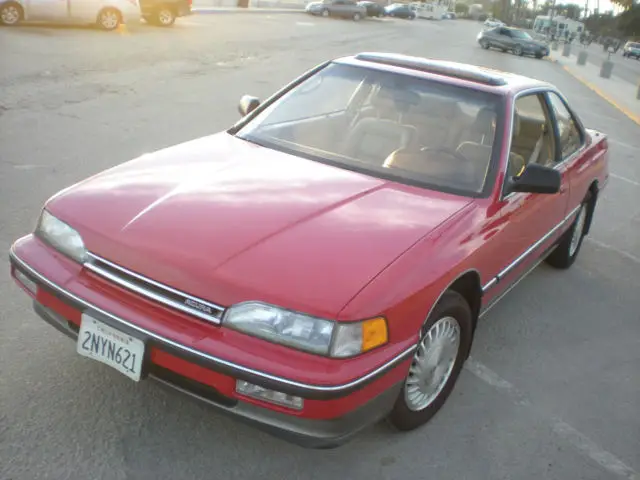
420;146;468;164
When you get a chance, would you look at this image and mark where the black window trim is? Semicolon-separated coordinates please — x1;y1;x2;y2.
500;90;555;198
542;90;587;163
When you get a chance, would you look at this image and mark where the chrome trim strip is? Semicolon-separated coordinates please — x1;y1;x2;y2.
84;262;222;325
479;248;551;319
481;277;498;294
480;204;580;293
10;248;416;394
85;252;224;323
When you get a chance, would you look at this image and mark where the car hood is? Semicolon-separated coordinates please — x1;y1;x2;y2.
47;132;472;317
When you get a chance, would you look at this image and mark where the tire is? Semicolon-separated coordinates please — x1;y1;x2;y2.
97;7;121;30
545;194;593;269
321;8;329;16
353;12;361;21
513;44;524;56
535;53;543;59
152;6;175;26
386;291;473;431
480;39;490;49
0;1;23;25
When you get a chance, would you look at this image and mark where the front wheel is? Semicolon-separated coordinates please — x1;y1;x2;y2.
353;12;361;21
321;8;329;16
513;44;524;56
545;195;592;269
386;291;473;431
480;39;490;49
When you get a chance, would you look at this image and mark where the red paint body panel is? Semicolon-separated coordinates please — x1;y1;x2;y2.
46;132;471;319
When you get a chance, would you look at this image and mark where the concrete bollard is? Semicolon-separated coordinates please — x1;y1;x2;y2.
552;41;559;51
562;42;571;57
577;50;588;65
600;59;614;79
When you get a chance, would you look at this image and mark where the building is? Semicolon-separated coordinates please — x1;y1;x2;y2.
533;14;585;37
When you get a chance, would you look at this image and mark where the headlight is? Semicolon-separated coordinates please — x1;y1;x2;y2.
35;210;87;263
223;301;388;358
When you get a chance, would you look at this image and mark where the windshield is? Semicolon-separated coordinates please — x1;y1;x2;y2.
235;62;503;197
510;29;532;39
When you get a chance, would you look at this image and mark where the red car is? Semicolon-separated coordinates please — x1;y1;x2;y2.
9;53;609;448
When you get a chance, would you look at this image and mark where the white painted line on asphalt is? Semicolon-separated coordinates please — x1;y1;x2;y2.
295;21;315;26
466;358;639;480
585;238;640;265
610;173;640;187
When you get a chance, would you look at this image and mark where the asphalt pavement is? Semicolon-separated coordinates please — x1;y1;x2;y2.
1;14;639;480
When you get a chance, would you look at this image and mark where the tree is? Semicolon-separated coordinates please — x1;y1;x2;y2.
455;2;469;14
617;5;640;36
610;0;633;11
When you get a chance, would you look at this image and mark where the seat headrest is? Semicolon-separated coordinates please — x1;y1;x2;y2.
371;87;420;114
471;106;496;138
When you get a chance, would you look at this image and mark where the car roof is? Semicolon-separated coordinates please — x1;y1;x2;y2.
335;52;552;94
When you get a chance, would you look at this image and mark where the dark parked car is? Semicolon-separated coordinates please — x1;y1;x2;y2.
384;3;415;19
140;0;191;26
305;0;367;20
478;26;550;59
358;0;385;17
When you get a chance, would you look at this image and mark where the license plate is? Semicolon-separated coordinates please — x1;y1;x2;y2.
77;313;145;382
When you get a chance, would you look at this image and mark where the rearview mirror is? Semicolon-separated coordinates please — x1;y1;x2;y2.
507;163;561;194
238;95;260;117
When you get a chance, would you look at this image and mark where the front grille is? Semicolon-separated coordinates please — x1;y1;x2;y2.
84;253;225;325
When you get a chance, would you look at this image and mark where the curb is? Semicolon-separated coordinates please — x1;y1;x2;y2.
560;64;640;126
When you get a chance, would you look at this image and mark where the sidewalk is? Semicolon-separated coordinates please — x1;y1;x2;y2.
549;46;640;125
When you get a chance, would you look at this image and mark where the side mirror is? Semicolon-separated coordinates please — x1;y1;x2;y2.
507;163;561;194
238;95;260;117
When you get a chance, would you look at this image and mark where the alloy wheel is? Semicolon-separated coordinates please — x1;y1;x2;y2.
404;316;461;412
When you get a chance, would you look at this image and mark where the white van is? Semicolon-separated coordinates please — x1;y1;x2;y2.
410;2;447;20
0;0;141;30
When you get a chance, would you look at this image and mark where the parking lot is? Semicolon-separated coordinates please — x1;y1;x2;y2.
1;13;639;480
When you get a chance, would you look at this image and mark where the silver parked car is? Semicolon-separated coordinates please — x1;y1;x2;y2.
478;26;550;59
305;0;367;21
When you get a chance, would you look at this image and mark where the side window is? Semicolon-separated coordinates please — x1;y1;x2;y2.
546;92;583;159
507;93;556;177
500;28;510;36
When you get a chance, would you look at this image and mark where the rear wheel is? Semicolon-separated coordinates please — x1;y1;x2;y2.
387;291;473;431
321;8;329;16
148;6;175;26
545;193;593;269
513;44;524;56
480;39;490;49
97;8;121;30
353;12;361;21
0;1;22;25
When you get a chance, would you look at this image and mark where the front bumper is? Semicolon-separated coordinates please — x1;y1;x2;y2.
9;241;412;448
